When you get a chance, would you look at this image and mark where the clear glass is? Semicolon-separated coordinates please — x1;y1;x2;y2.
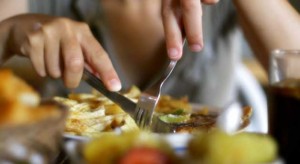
270;49;300;84
268;49;300;163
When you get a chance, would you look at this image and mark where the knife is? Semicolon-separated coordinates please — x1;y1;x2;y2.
82;69;136;118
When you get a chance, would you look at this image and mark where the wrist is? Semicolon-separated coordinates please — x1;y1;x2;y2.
0;18;15;65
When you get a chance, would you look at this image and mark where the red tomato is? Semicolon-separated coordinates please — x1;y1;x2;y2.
119;147;172;164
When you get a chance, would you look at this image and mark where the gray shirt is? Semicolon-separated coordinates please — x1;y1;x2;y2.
29;0;241;107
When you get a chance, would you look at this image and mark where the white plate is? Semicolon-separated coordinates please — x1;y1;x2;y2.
64;134;89;141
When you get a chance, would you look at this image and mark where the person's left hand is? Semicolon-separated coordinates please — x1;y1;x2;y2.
162;0;219;60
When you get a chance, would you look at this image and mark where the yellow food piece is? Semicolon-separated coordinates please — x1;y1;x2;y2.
156;95;191;114
0;69;40;107
188;130;278;164
159;114;190;123
84;133;135;164
84;131;174;164
0;69;60;126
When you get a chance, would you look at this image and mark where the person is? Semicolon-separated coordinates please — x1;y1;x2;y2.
0;0;218;92
1;0;299;133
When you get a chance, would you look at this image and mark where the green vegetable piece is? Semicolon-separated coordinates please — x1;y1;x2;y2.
159;114;189;123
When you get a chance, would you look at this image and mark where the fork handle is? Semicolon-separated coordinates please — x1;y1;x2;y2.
83;69;136;117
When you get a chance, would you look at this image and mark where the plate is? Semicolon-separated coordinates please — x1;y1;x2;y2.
63;103;251;140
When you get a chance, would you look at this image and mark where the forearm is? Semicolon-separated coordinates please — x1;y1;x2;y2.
0;0;29;65
233;0;300;70
0;0;28;21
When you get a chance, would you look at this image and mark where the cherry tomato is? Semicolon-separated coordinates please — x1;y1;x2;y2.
119;147;172;164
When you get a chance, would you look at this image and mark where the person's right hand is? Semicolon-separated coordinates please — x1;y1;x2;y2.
1;14;121;91
162;0;220;60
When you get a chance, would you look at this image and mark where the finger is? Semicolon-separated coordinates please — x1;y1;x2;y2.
22;31;46;77
44;29;61;78
201;0;219;5
181;0;203;52
162;0;184;60
81;34;121;92
61;35;84;88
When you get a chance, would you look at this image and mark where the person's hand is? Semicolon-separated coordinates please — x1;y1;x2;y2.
2;14;121;91
162;0;219;60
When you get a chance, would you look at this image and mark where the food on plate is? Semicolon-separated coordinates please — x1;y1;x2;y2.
154;104;219;133
187;130;278;164
155;95;192;124
56;85;251;136
155;95;192;114
54;87;140;137
55;86;197;137
0;69;61;125
155;97;252;133
0;69;67;162
83;131;178;164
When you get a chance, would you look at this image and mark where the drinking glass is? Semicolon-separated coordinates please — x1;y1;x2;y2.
268;49;300;163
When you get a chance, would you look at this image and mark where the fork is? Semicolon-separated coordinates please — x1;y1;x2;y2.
134;60;177;129
83;61;176;130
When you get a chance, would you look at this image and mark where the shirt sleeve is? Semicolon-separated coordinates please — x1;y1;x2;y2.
28;0;99;22
28;0;58;15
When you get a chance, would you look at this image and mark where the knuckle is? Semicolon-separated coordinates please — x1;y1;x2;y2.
77;22;92;39
78;22;90;31
41;26;56;40
56;17;70;25
65;57;84;73
55;18;72;30
92;48;105;62
28;32;43;47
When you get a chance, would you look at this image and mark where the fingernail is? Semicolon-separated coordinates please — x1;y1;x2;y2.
53;71;61;78
168;48;180;59
109;79;122;91
190;44;202;52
